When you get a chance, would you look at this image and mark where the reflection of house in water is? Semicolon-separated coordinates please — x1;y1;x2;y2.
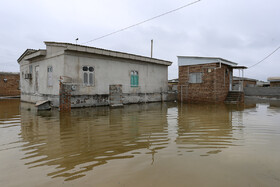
0;99;20;129
269;100;280;108
176;104;238;156
19;103;169;181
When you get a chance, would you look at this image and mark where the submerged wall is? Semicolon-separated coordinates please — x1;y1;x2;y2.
244;87;280;97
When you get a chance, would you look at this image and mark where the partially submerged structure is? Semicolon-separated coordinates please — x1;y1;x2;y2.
0;72;20;97
18;42;172;109
178;56;246;103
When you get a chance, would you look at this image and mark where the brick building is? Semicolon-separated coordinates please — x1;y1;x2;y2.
268;77;280;87
0;72;20;97
178;56;245;103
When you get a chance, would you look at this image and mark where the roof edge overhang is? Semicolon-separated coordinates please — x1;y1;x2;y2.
177;56;238;67
24;50;46;61
45;41;172;66
233;76;257;81
17;49;37;63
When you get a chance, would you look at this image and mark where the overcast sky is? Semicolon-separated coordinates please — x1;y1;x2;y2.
0;0;279;81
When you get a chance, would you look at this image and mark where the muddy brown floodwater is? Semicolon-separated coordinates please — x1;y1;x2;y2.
0;98;280;187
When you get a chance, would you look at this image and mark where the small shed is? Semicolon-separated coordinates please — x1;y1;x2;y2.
178;56;246;103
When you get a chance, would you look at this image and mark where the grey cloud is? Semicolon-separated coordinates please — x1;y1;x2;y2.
1;0;280;80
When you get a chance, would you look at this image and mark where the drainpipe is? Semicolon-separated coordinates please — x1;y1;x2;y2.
215;60;222;70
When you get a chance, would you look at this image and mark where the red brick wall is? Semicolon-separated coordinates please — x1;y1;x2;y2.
0;73;20;97
270;82;280;87
178;63;232;103
59;82;71;112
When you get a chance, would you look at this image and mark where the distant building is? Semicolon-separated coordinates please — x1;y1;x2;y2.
168;78;178;91
256;80;270;87
233;76;257;90
178;56;246;103
0;72;20;97
268;77;280;87
18;42;172;108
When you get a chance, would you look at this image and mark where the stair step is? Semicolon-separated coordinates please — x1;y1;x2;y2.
225;91;244;103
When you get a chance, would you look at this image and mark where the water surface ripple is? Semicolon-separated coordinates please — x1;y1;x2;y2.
0;99;280;186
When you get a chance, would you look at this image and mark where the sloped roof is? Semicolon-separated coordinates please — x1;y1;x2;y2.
44;41;172;66
18;41;172;66
17;49;37;63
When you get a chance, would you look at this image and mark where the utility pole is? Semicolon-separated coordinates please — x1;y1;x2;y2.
151;39;153;58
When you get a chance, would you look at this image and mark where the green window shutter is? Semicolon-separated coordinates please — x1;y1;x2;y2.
131;71;138;87
135;74;139;86
131;73;134;86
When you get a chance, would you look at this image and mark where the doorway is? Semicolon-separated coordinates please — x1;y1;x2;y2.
35;66;39;93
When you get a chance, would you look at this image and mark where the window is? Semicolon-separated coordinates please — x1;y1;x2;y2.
83;66;94;86
29;65;33;74
130;71;139;87
47;66;53;86
189;72;202;83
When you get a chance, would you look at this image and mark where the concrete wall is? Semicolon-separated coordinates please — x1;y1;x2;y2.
20;53;64;106
178;63;232;103
0;72;20;96
244;87;280;97
64;52;168;95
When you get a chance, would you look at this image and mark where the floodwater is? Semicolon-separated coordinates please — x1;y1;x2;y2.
0;99;280;187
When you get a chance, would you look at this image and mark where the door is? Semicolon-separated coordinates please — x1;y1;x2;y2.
229;71;232;91
35;66;39;93
109;84;123;106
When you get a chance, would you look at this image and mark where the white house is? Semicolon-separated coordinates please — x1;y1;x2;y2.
18;42;172;108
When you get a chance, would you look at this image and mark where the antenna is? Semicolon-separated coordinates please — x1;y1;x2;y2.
75;38;79;45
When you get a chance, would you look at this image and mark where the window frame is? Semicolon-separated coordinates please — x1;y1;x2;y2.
189;72;203;84
82;66;95;86
130;70;139;87
47;66;53;87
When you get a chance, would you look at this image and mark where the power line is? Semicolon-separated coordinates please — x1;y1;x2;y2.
82;0;201;44
248;46;280;68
